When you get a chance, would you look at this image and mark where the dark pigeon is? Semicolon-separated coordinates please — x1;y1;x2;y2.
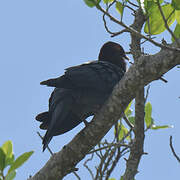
36;41;129;151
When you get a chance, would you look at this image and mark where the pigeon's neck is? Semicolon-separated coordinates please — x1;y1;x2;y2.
99;57;126;72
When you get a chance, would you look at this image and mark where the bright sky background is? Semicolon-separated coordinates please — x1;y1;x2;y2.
0;1;180;180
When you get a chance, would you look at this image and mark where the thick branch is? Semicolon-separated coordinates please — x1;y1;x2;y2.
29;40;180;180
122;8;146;180
123;89;145;180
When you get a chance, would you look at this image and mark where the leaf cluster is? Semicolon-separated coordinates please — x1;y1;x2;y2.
84;0;180;42
115;101;172;142
0;141;33;180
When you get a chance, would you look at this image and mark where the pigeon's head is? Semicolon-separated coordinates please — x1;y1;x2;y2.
98;41;129;71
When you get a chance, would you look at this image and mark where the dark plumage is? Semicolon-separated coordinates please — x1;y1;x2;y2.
36;41;129;151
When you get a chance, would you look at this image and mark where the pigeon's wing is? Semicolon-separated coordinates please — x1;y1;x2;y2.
40;61;125;93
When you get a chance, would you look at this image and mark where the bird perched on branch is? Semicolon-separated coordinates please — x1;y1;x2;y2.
36;41;129;151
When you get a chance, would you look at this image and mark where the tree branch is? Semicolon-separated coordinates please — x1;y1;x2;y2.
29;40;180;180
96;5;180;52
169;136;180;164
122;8;146;180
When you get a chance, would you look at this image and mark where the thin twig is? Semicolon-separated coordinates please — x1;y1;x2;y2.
96;5;180;52
73;172;81;180
103;13;115;35
37;132;53;155
125;5;136;13
105;147;129;180
140;37;156;45
159;77;168;83
169;136;180;163
89;128;133;154
95;148;111;180
102;0;126;37
128;0;139;8
83;153;95;179
157;0;180;47
88;143;130;154
111;29;128;37
145;85;150;103
101;148;116;177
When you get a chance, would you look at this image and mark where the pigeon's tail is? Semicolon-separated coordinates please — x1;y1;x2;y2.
41;90;75;152
35;112;49;130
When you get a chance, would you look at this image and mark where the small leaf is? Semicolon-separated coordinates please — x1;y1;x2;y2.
8;151;34;173
2;141;14;168
118;123;130;141
145;102;153;128
103;0;114;4
84;0;96;7
124;101;133;117
128;116;135;125
108;178;116;180
151;125;173;130
5;171;16;180
172;0;180;10
116;1;124;16
172;23;180;42
2;141;13;158
0;148;6;171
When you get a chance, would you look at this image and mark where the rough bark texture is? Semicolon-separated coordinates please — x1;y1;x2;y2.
29;40;180;180
122;9;146;180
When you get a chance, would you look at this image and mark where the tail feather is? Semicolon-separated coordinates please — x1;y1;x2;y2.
35;112;49;122
42;94;74;151
40;78;58;87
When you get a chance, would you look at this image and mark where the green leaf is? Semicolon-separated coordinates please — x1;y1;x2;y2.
108;178;116;180
124;101;133;117
116;2;124;16
172;0;180;10
144;4;176;35
128;116;135;125
103;0;114;4
145;102;153;128
8;151;34;173
2;141;13;158
151;125;173;130
5;154;15;167
172;23;180;42
144;0;164;14
5;171;16;180
118;123;130;141
2;141;14;168
84;0;96;7
175;10;180;24
0;148;6;171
